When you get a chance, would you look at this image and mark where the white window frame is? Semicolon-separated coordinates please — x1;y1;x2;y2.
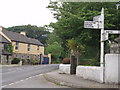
27;56;30;60
37;45;39;50
27;44;30;51
21;56;24;60
15;42;19;50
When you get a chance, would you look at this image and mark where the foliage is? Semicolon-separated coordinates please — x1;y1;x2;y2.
5;44;13;54
45;42;64;60
80;59;100;66
21;59;26;65
67;39;84;54
46;32;62;45
12;58;20;64
62;58;70;64
5;25;50;45
47;2;119;65
51;60;61;64
31;59;39;65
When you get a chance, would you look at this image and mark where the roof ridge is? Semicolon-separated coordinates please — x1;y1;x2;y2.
2;29;43;46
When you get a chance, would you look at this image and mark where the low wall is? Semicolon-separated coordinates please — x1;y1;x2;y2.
76;66;102;83
59;64;70;74
105;54;120;84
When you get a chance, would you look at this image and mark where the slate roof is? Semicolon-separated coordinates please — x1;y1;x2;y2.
0;34;10;43
2;29;43;46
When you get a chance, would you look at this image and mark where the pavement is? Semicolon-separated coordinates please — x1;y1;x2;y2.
43;70;120;89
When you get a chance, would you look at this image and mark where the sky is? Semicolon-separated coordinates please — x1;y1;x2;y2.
0;0;57;28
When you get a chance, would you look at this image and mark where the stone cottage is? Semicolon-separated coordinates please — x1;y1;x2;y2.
0;27;44;64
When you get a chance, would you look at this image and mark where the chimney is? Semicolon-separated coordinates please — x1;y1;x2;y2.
0;26;3;31
20;32;26;36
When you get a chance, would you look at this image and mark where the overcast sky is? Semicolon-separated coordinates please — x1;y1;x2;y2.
0;0;57;28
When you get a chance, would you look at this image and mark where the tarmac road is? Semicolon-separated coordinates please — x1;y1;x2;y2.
1;64;68;88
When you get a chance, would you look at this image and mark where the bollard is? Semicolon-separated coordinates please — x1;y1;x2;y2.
70;55;77;75
19;60;22;66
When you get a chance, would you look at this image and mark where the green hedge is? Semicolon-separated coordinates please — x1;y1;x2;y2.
12;58;20;64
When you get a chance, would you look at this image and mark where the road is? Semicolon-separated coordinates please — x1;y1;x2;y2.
1;64;68;88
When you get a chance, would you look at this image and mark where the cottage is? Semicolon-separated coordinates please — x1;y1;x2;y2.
0;27;44;64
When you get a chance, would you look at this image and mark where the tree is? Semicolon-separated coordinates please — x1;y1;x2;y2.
45;42;64;60
47;2;119;65
67;39;84;65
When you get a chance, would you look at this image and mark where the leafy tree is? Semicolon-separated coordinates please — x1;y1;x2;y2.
67;39;84;65
5;44;13;54
45;42;64;60
47;2;119;65
46;32;62;45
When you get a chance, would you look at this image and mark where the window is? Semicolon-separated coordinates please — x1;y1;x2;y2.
15;42;19;50
27;56;30;60
27;44;30;51
4;44;7;50
21;56;24;60
27;56;30;63
37;46;39;50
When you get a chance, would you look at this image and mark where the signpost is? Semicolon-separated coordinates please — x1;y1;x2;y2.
102;32;108;41
84;8;120;83
84;8;104;83
93;15;101;21
105;30;120;34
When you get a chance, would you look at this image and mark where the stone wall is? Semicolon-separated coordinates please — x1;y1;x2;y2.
110;43;120;54
0;55;12;64
105;54;120;84
12;53;40;64
76;66;102;83
0;53;40;64
59;64;70;74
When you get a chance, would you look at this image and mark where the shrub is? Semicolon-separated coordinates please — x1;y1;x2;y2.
62;58;70;64
12;58;20;64
51;60;61;64
22;59;26;65
31;59;39;65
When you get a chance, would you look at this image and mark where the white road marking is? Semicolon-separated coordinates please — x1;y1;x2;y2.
1;74;43;88
1;85;7;88
8;83;14;85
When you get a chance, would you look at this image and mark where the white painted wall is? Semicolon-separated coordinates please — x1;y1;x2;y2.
105;54;120;84
76;66;103;83
59;64;70;74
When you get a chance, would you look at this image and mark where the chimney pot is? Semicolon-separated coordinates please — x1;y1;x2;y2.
20;32;26;36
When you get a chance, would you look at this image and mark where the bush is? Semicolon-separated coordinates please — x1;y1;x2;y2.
62;58;70;64
51;60;61;64
22;59;26;65
12;58;20;64
31;59;39;65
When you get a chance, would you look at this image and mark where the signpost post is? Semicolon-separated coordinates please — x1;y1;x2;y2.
100;8;104;83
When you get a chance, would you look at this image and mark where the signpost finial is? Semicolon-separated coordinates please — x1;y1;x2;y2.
101;8;104;14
